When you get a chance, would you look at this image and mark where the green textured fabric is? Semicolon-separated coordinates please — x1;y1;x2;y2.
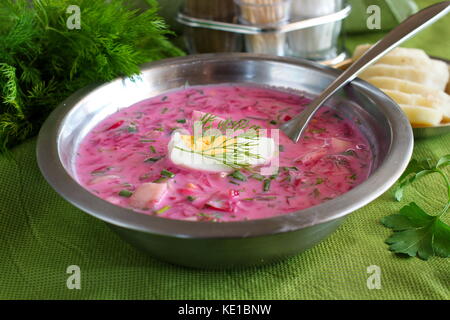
0;0;449;300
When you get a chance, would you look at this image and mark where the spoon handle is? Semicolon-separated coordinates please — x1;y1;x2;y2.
281;1;450;143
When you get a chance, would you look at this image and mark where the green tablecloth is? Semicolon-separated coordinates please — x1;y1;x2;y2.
0;0;448;299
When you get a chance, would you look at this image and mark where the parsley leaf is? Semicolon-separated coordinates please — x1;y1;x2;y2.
381;203;450;260
383;155;450;260
394;156;449;201
437;155;450;168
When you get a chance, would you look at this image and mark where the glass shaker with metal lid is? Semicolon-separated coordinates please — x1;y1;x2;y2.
183;0;243;53
287;0;346;63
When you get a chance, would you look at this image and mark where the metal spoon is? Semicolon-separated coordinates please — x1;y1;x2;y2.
280;1;450;143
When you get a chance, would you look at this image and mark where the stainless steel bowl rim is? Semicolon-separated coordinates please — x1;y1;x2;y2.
36;53;414;239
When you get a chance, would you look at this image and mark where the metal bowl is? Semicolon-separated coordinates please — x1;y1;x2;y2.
36;53;413;269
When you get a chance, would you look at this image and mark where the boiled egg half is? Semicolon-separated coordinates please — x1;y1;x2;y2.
168;131;276;172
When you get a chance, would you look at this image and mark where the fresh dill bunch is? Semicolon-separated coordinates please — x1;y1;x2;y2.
0;0;184;150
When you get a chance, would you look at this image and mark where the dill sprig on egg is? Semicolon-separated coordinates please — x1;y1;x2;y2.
174;132;264;170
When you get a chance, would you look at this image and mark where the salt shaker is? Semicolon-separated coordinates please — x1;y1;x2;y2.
287;0;345;61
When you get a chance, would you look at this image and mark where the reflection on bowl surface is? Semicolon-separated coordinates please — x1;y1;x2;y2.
37;53;413;268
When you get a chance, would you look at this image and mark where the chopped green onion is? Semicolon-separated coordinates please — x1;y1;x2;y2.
140;139;156;143
230;170;247;181
263;179;271;192
90;170;108;176
316;178;324;185
176;119;186;123
229;170;247;181
283;166;298;171
153;177;168;183
161;169;175;178
342;150;357;157
149;146;156;153
118;190;133;198
187;196;196;202
249;173;265;181
255;196;276;201
229;180;240;185
155;205;171;215
269;172;279;180
144;156;164;163
270;120;278;125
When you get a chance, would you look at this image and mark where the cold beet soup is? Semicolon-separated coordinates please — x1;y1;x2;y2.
76;85;372;221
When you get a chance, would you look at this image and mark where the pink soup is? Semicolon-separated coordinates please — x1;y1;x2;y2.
76;85;372;221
